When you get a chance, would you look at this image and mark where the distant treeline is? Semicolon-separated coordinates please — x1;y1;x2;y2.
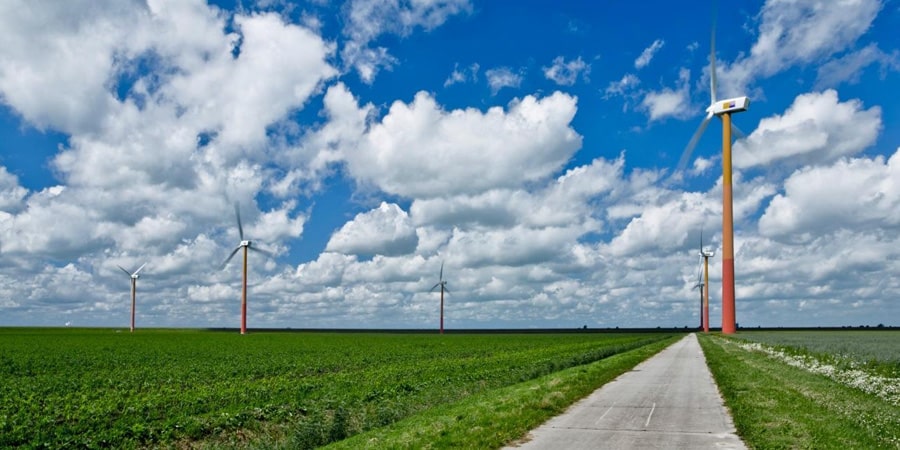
204;325;899;334
206;327;693;334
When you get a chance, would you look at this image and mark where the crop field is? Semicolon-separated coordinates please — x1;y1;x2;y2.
734;330;900;368
699;332;900;449
0;328;675;449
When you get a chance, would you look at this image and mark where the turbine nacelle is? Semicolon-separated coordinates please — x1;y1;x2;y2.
240;240;251;248
708;96;750;116
119;263;146;280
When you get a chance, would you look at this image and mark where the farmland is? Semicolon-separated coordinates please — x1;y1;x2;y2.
0;328;677;448
732;329;900;368
699;332;900;449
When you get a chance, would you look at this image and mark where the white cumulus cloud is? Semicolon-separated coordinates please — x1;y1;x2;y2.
0;167;27;211
759;148;900;238
715;0;881;97
734;90;881;169
326;202;418;256
640;68;691;121
344;91;582;198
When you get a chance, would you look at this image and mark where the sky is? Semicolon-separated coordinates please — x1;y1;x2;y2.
1;0;899;330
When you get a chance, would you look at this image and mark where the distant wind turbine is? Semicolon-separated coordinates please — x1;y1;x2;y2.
220;203;272;335
694;277;704;330
430;262;450;334
676;18;748;335
117;263;147;333
700;232;715;333
692;245;704;330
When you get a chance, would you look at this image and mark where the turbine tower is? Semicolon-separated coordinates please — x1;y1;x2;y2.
117;263;146;333
430;262;450;334
677;21;748;335
221;203;272;335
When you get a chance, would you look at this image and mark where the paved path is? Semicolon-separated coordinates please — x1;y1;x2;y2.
505;334;746;449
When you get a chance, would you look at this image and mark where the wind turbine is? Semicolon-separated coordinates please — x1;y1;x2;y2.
692;253;706;329
677;20;748;335
699;232;715;333
430;262;449;334
220;203;272;335
694;274;704;330
691;240;705;329
117;263;146;333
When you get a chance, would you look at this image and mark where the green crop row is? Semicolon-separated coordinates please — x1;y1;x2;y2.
0;329;673;449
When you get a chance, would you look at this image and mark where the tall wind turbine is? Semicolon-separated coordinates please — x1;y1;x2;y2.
677;21;748;335
117;263;146;333
430;262;449;334
220;203;272;335
699;232;715;333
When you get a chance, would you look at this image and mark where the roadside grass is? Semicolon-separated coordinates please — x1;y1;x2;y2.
698;334;900;449
319;335;681;449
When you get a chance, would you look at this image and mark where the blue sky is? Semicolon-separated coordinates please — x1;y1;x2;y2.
1;0;899;329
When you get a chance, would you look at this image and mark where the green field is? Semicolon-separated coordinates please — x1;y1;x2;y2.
735;330;900;366
699;332;900;449
0;328;676;448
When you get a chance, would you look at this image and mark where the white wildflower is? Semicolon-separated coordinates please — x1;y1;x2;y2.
726;339;900;406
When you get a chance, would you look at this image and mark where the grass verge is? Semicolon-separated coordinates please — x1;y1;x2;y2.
698;334;900;449
319;335;681;449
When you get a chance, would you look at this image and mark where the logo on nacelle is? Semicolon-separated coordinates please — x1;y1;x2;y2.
712;96;749;115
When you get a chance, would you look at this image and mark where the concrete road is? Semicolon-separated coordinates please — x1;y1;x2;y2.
505;334;746;449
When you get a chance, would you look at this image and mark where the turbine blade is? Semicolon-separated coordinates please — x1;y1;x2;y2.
117;265;131;277
698;254;704;282
430;283;441;292
248;245;274;258
444;285;450;294
234;202;244;241
220;246;241;270
710;14;717;103
676;115;712;175
439;261;444;282
731;123;747;139
133;262;147;276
